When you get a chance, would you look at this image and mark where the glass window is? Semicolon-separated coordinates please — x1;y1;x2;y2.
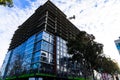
23;58;31;65
57;50;60;55
63;40;66;44
57;65;60;70
26;40;34;45
63;48;66;53
32;63;40;69
60;51;62;55
63;53;66;57
57;42;59;47
43;32;49;41
25;49;33;54
49;44;53;53
57;55;59;59
27;35;35;42
32;57;40;63
26;43;34;49
49;58;53;64
64;68;67;72
57;59;59;64
60;47;62;51
57;37;59;41
34;41;41;51
60;42;62;47
36;32;43;42
49;53;53;59
25;47;33;51
24;53;32;59
34;51;41;58
60;38;62;43
49;35;54;44
41;41;49;52
57;45;59;50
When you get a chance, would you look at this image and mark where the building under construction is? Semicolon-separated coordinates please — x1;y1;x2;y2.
1;1;84;80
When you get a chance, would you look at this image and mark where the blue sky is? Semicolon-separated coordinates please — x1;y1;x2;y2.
0;0;120;67
13;0;36;8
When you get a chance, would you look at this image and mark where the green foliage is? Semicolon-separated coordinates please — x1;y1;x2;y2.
36;73;56;77
6;76;16;80
67;30;120;77
6;73;86;80
67;31;103;68
18;74;34;78
67;31;103;79
0;0;13;7
95;56;120;74
68;76;86;80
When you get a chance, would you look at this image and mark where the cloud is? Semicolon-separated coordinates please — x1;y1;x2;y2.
52;0;120;63
0;0;48;67
70;0;120;61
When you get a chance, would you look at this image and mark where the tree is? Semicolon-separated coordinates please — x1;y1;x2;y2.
95;55;120;79
0;0;13;7
67;31;103;79
99;56;120;73
67;31;120;80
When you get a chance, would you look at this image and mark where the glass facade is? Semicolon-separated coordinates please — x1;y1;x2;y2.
56;36;68;73
6;31;54;76
5;31;81;77
32;31;54;72
56;36;82;76
7;35;35;76
1;51;11;77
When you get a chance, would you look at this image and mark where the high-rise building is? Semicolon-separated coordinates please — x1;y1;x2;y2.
1;1;84;80
115;37;120;54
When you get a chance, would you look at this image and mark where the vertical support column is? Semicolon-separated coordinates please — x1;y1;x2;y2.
44;11;48;31
53;17;57;75
55;18;57;33
53;35;57;74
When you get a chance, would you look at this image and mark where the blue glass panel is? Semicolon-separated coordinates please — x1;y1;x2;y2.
36;32;43;42
25;65;30;70
26;40;34;45
25;44;34;50
24;53;32;59
13;41;26;54
34;51;41;57
49;44;53;53
34;41;41;51
41;41;49;52
49;35;54;44
42;32;49;42
23;58;31;66
25;49;33;54
32;57;40;63
27;35;35;43
32;63;40;69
